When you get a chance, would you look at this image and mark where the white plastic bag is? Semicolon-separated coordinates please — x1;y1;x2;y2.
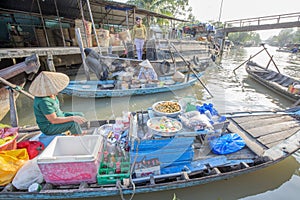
12;157;44;190
179;111;213;130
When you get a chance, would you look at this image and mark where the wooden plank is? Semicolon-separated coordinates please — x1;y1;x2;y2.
232;115;295;130
227;120;266;156
263;130;300;160
231;114;287;125
258;126;300;147
246;121;300;138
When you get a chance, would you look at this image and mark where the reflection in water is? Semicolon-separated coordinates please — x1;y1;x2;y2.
2;46;300;199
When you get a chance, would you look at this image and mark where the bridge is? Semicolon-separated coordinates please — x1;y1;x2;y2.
218;12;300;57
222;12;300;33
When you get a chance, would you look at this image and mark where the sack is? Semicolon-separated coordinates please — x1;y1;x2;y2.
0;149;29;186
209;133;245;155
12;157;44;190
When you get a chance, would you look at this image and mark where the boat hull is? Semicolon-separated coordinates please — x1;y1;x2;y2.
1;109;300;199
246;61;300;102
61;74;202;98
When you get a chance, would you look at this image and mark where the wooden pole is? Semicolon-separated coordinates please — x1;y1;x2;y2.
8;87;18;127
170;43;213;97
292;99;300;107
78;0;88;48
36;0;50;47
233;48;265;73
75;28;91;81
86;0;102;55
261;44;280;73
0;76;34;99
54;0;66;47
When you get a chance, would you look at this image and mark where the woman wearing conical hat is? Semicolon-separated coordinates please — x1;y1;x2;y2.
29;71;88;144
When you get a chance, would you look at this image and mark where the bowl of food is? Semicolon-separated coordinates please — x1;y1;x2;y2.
147;116;182;137
152;101;182;117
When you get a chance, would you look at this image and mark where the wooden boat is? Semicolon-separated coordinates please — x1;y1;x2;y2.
1;104;300;199
60;72;203;98
245;60;300;102
0;54;40;121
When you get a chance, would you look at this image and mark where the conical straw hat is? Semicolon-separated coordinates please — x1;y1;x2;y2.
29;71;69;97
139;59;153;69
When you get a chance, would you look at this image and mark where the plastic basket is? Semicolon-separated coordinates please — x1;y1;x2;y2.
97;144;130;185
0;128;18;151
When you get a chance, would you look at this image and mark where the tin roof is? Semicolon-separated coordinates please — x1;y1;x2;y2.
0;0;188;27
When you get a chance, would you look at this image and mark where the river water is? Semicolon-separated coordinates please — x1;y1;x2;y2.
2;45;300;200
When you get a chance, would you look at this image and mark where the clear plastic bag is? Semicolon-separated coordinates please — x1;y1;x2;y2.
12;157;44;190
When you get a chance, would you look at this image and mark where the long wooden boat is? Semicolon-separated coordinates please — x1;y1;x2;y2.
246;61;300;102
1;104;300;199
60;72;203;98
0;54;40;120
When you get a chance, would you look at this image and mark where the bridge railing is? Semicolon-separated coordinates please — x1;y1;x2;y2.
224;12;300;28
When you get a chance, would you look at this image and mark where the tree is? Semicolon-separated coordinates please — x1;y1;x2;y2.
228;32;261;46
266;28;295;47
126;0;194;26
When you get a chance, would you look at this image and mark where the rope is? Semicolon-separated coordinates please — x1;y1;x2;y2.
14;86;23;91
117;138;140;200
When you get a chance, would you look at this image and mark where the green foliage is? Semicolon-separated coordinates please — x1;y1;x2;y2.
126;0;194;26
266;28;299;47
228;32;262;46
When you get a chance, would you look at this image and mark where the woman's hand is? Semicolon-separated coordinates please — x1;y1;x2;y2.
72;116;87;124
45;112;86;124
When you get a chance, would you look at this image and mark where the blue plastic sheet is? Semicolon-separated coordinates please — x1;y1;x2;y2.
209;133;245;155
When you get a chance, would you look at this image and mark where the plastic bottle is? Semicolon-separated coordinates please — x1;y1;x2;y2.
115;161;121;174
28;183;42;192
113;117;124;140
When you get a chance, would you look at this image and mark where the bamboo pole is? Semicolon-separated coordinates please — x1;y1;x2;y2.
0;76;34;99
233;48;265;73
36;0;50;47
78;0;88;48
261;44;280;73
54;0;66;47
170;43;213;98
86;0;102;55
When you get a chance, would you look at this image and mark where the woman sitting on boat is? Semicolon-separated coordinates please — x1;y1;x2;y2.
138;59;158;81
29;71;88;146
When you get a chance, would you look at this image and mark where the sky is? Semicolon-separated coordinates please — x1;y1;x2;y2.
116;0;299;40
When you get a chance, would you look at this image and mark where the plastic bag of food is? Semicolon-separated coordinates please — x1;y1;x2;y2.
12;157;44;190
0;149;29;186
179;111;212;130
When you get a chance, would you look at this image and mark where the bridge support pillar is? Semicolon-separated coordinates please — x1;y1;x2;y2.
219;32;228;61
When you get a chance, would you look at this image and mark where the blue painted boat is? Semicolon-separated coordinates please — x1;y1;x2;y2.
61;73;203;98
1;107;300;199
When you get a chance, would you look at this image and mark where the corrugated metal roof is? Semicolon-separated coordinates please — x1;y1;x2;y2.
0;0;188;27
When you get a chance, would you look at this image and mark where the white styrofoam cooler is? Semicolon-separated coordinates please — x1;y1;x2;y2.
37;135;103;185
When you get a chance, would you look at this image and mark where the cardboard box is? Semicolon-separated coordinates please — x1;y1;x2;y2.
37;135;103;185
